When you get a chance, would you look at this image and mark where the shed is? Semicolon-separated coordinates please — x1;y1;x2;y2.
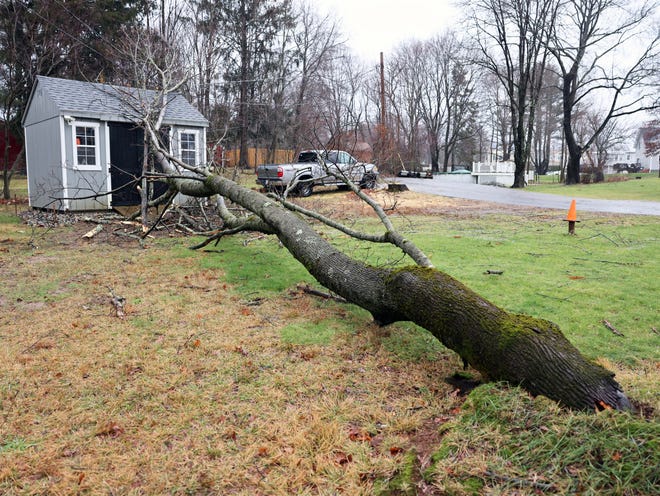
22;76;208;211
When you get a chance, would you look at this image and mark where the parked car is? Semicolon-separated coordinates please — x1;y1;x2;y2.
256;150;379;196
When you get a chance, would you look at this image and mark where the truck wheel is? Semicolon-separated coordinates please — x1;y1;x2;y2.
295;181;314;197
360;173;377;189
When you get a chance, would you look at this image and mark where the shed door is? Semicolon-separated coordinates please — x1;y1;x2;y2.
109;123;169;207
109;122;144;206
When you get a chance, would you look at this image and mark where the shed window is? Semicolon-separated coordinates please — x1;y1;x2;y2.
179;131;198;166
73;123;100;170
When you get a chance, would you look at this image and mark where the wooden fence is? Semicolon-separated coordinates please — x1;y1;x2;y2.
218;148;296;169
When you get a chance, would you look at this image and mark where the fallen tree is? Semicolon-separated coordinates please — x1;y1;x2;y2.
143;126;630;412
91;47;629;412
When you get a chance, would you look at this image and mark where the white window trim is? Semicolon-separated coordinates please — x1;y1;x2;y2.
177;128;200;167
72;121;101;171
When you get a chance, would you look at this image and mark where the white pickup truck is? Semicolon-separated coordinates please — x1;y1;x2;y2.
255;150;379;197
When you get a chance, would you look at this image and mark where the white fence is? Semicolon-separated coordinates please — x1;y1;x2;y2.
472;161;516;174
471;161;535;186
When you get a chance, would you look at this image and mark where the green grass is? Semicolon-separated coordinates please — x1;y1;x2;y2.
395;213;659;365
0;437;38;454
529;174;660;201
186;235;315;298
280;319;346;345
427;383;660;494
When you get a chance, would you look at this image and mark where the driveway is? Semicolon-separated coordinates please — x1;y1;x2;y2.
395;177;660;216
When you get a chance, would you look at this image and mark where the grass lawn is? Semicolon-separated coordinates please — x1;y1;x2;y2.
0;182;658;495
529;173;660;201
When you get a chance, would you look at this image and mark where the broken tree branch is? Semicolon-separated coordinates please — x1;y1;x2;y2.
602;319;624;337
82;225;103;239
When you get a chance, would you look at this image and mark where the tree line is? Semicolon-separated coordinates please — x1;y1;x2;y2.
1;0;658;197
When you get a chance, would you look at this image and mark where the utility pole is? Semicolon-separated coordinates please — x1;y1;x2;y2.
379;52;388;168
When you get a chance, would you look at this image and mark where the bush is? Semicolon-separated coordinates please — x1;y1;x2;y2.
580;167;605;184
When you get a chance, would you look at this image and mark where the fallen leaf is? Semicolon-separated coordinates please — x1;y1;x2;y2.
389;446;404;456
611;451;622;461
257;446;268;457
193;339;201;347
348;428;371;442
568;275;585;280
95;422;124;438
334;451;353;465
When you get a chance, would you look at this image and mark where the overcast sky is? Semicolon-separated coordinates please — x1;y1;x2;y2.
315;0;459;62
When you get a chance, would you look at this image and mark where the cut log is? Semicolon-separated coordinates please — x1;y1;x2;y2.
82;224;103;239
387;183;409;192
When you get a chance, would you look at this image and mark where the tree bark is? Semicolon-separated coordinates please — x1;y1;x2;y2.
162;167;631;412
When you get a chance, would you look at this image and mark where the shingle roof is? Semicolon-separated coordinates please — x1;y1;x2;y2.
36;76;208;127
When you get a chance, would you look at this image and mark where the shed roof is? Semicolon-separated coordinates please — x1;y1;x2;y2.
26;76;208;127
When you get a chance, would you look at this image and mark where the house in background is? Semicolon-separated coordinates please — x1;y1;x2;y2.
1;121;24;172
633;126;660;172
22;76;208;211
604;148;637;174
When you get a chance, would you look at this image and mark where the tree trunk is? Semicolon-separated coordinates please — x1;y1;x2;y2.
3;146;23;200
430;139;440;173
162;166;631;412
237;2;250;169
512;145;527;188
562;72;582;185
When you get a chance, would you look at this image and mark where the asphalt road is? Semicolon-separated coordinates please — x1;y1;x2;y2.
396;177;660;216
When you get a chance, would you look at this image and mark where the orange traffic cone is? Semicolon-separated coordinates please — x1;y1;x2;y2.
564;199;579;234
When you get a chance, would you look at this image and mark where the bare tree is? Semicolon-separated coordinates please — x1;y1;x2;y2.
387;41;426;167
586;111;631;176
219;0;295;168
184;0;224;119
467;0;560;187
531;68;562;175
550;0;660;184
431;35;477;171
310;50;367;150
290;1;344;149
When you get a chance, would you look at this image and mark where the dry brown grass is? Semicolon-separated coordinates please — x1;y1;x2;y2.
0;201;467;495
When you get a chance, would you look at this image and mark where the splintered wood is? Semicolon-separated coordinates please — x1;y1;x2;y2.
108;288;126;318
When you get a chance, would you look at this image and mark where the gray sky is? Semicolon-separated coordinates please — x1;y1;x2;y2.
315;0;459;62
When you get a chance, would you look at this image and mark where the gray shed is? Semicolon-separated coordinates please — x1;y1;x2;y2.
22;76;208;211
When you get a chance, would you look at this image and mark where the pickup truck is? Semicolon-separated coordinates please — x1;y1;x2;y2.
256;150;379;197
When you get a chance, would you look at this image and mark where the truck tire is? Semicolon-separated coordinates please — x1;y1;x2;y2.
294;180;314;197
360;173;377;189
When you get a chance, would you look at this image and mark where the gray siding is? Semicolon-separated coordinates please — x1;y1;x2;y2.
25;117;65;209
22;83;60;128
